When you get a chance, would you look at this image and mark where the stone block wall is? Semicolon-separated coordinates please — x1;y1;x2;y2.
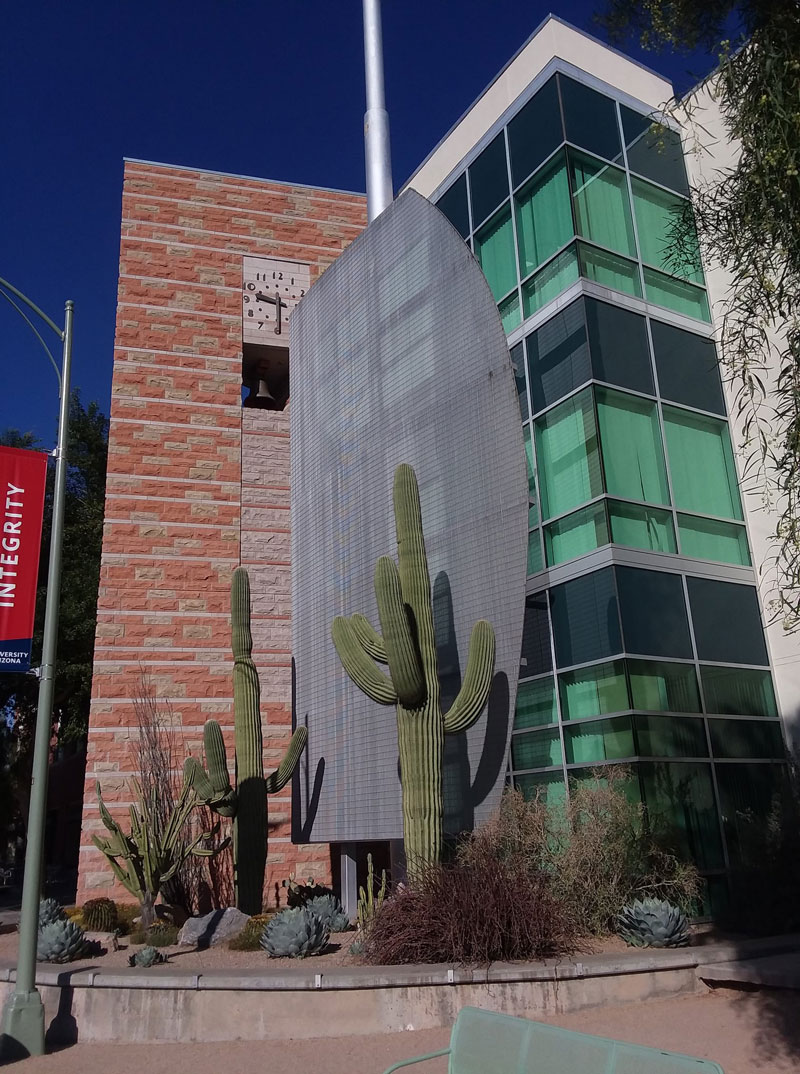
77;160;365;905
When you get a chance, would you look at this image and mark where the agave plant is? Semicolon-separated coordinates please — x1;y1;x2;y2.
306;893;350;932
38;898;65;930
128;945;168;968
260;906;330;958
37;919;89;964
616;898;690;948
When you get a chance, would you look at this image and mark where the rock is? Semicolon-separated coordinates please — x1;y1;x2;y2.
177;908;250;949
85;930;118;951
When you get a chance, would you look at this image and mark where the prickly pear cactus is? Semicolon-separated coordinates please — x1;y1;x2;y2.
37;919;89;963
616;898;690;948
260;906;330;958
82;897;118;932
332;464;496;878
128;945;167;968
38;897;65;929
185;568;308;915
305;893;350;932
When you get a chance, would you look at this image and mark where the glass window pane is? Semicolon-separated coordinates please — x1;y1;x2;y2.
663;407;743;520
522;424;538;521
535;388;602;519
621;107;690;195
435;173;470;238
678;515;751;566
468;132;509;228
596;388;670;505
570;150;635;257
565;715;635;764
639;761;724;870
527;529;543;575
526;297;590;413
701;666;777;717
522;246;579;317
474;205;516;301
644;267;710;322
687;578;769;665
520;592;552;677
559;74;621;162
511;342;528;420
715;762;787;865
629;659;701;713
508;75;564;187
632;177;703;282
514;676;558;730
559;659;629;720
617;566;693;658
550;567;622;668
545;502;608;566
512;727;563;769
578;243;642;297
586;297;653;396
516;152;572;276
634;714;707;757
499;291;521;333
650;319;724;415
515;771;567;807
709;719;784;760
608;500;676;553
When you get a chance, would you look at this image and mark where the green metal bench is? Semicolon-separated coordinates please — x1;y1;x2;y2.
382;1006;725;1073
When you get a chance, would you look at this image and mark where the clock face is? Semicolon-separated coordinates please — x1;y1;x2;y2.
242;256;311;346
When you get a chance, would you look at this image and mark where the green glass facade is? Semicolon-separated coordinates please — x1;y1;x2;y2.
434;68;785;903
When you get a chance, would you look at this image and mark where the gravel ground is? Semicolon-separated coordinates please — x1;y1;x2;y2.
3;989;797;1073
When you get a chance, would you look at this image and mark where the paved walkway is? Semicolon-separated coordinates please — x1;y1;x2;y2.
5;989;799;1074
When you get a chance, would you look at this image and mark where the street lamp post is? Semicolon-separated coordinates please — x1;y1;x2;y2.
0;276;73;1060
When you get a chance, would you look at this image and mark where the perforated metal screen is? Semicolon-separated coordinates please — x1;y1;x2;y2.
291;190;528;842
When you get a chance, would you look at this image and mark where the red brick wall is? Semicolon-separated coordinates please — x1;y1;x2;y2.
78;161;366;905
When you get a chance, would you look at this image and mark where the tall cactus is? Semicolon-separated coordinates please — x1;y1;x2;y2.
184;567;308;914
332;464;495;878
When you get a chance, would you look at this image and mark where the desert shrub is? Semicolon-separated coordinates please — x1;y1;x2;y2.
462;771;701;936
114;903;140;936
281;875;333;908
362;847;580;965
228;913;274;951
129;921;178;947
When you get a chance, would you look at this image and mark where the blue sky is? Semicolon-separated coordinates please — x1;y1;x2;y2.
0;1;718;444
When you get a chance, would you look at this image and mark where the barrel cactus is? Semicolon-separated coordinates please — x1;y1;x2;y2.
332;464;496;879
306;893;350;932
82;897;118;932
260;906;330;958
616;898;690;948
38;898;65;929
128;945;167;968
185;567;308;915
37;919;89;963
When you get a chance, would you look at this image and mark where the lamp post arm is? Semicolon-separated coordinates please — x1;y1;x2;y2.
0;287;61;387
0;276;64;340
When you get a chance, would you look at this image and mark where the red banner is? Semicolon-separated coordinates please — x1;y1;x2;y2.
0;446;48;673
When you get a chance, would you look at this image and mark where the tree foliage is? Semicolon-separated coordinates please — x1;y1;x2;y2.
0;391;108;743
602;0;800;628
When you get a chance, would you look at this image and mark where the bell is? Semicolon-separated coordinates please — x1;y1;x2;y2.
243;376;277;409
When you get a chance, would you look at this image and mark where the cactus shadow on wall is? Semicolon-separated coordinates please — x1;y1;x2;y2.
434;572;510;840
291;659;326;844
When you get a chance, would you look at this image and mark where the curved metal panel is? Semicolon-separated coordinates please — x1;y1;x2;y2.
291;189;528;842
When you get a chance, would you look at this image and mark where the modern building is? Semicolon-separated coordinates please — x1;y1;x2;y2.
78;16;796;911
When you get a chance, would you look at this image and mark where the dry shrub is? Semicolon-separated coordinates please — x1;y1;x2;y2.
469;773;701;936
362;849;580;965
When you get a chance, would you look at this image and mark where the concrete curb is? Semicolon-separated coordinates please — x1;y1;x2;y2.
1;934;797;1043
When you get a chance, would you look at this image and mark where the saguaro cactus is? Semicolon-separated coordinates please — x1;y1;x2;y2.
185;567;308;914
332;464;495;877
